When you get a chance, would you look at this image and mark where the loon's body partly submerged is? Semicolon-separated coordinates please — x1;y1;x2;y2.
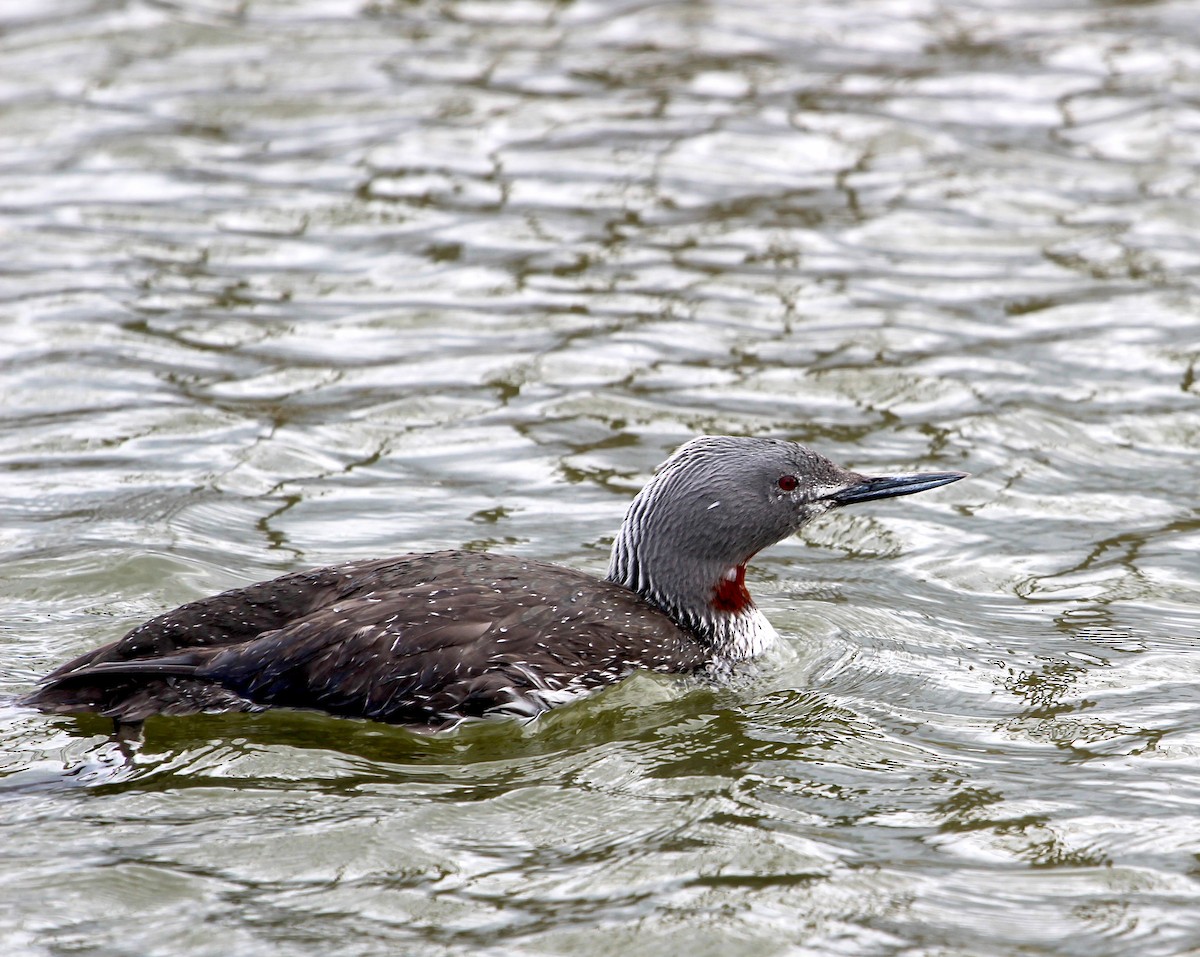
21;436;966;732
28;552;713;730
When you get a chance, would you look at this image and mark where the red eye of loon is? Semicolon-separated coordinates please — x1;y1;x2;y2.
777;474;798;492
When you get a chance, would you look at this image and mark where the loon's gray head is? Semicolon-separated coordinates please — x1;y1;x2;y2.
606;435;966;644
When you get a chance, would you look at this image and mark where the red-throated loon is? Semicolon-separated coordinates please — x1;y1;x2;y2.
21;436;967;732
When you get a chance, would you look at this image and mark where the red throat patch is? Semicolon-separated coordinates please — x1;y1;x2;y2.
711;563;752;614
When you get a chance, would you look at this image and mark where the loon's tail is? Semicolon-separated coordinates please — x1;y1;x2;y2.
20;657;258;723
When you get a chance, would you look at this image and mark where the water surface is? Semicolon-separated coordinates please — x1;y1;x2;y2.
2;1;1199;955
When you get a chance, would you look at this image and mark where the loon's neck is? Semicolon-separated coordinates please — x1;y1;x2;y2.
606;540;778;661
603;443;792;661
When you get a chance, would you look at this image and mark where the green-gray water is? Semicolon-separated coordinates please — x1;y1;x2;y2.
2;1;1199;954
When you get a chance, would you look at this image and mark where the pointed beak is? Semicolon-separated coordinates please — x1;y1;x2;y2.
825;470;968;506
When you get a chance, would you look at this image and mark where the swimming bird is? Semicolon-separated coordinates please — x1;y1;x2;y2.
21;436;966;732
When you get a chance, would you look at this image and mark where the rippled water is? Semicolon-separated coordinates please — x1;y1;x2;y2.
2;0;1199;954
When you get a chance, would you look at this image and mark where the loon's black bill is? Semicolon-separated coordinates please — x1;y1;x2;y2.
828;470;968;506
